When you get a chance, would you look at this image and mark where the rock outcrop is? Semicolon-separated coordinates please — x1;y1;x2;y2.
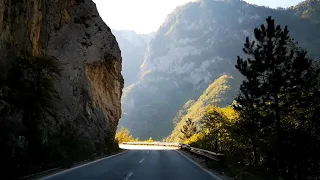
0;0;123;152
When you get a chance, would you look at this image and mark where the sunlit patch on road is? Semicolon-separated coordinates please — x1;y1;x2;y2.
119;142;180;150
119;144;179;150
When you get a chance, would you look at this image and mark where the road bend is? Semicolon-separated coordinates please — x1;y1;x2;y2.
42;146;219;180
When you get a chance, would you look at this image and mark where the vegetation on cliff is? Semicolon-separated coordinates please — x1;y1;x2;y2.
291;0;320;22
166;75;239;142
115;127;154;143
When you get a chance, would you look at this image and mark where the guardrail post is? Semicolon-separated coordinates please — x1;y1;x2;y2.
204;157;208;164
217;154;225;166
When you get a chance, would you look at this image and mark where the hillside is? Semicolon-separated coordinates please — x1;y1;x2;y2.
119;0;320;140
290;0;320;23
166;75;240;142
112;30;152;87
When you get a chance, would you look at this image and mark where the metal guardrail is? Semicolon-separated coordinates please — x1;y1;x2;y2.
180;144;225;165
122;142;224;164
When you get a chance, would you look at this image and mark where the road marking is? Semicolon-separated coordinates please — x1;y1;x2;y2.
175;150;224;180
139;157;146;163
40;150;129;180
147;150;149;154
124;172;134;180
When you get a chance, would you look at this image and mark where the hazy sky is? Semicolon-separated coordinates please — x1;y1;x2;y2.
93;0;303;34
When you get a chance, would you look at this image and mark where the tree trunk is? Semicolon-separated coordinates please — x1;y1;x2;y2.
274;93;283;175
252;138;259;166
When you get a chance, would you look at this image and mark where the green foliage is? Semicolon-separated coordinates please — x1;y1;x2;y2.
233;16;320;179
167;75;239;142
184;16;320;179
184;106;238;153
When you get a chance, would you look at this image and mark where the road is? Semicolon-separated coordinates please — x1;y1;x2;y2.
42;149;219;180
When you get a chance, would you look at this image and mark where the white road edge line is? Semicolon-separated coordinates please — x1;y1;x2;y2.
139;157;146;163
175;150;224;180
40;150;129;180
124;172;134;180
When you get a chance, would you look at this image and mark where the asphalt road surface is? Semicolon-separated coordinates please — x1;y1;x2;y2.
42;149;219;180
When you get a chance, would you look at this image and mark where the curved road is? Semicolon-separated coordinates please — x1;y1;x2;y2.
42;150;219;180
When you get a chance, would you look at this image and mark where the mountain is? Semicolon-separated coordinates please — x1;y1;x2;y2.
166;75;240;142
289;0;320;23
0;0;123;176
112;30;153;87
119;0;320;140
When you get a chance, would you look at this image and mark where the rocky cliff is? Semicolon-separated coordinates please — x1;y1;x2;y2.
120;0;320;140
0;0;123;175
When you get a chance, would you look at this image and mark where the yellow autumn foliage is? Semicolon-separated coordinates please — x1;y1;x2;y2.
146;137;154;142
184;132;205;145
115;127;135;143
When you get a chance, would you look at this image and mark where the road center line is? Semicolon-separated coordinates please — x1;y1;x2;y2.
139;157;146;163
124;172;134;180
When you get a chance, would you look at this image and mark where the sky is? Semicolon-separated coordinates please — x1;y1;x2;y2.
93;0;304;34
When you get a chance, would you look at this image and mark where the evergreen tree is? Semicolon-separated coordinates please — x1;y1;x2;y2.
180;118;197;140
235;16;320;179
233;65;263;165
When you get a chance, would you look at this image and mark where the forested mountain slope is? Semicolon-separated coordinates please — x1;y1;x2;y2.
290;0;320;23
166;75;241;142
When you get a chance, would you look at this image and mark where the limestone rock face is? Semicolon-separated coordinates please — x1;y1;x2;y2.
0;0;123;145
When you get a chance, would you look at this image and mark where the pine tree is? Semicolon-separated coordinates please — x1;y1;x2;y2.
180;118;197;140
235;16;320;178
233;63;263;165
